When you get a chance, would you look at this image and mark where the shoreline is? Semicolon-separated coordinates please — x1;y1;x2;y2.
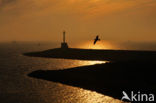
28;61;156;101
24;48;156;61
24;48;156;101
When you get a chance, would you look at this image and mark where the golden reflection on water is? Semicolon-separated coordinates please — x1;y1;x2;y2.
42;59;125;103
39;81;124;103
73;88;125;103
77;60;107;66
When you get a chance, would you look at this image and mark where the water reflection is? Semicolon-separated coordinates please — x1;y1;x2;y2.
37;59;124;103
77;60;107;66
1;43;124;103
44;59;107;70
39;81;124;103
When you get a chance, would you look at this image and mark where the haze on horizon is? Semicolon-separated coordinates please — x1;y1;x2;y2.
0;0;156;42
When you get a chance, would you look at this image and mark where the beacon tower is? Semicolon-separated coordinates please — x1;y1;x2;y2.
61;31;68;49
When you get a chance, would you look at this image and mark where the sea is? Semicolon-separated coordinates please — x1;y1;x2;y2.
0;42;123;103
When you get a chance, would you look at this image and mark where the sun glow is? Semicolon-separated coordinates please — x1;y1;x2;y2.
74;40;114;50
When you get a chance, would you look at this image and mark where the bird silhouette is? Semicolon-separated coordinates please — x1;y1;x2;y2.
94;35;100;45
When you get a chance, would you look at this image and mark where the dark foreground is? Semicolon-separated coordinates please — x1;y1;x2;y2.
24;48;156;102
24;48;156;61
28;61;156;102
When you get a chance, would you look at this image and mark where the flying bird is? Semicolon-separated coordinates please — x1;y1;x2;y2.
94;35;100;45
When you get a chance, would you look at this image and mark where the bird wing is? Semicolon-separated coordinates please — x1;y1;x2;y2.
94;39;97;44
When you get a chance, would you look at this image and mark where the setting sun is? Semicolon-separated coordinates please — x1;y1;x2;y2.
74;40;114;49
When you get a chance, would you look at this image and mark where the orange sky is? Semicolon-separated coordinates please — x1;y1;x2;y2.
0;0;156;42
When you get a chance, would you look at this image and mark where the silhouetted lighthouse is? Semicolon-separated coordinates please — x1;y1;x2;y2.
63;31;65;43
61;31;68;49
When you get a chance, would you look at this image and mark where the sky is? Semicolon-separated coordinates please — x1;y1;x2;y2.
0;0;156;42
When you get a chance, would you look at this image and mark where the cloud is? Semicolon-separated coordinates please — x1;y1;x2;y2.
0;0;156;42
0;0;17;9
1;0;156;18
0;0;16;6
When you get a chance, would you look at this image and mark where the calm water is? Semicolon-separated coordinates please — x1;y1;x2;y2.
0;42;123;103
